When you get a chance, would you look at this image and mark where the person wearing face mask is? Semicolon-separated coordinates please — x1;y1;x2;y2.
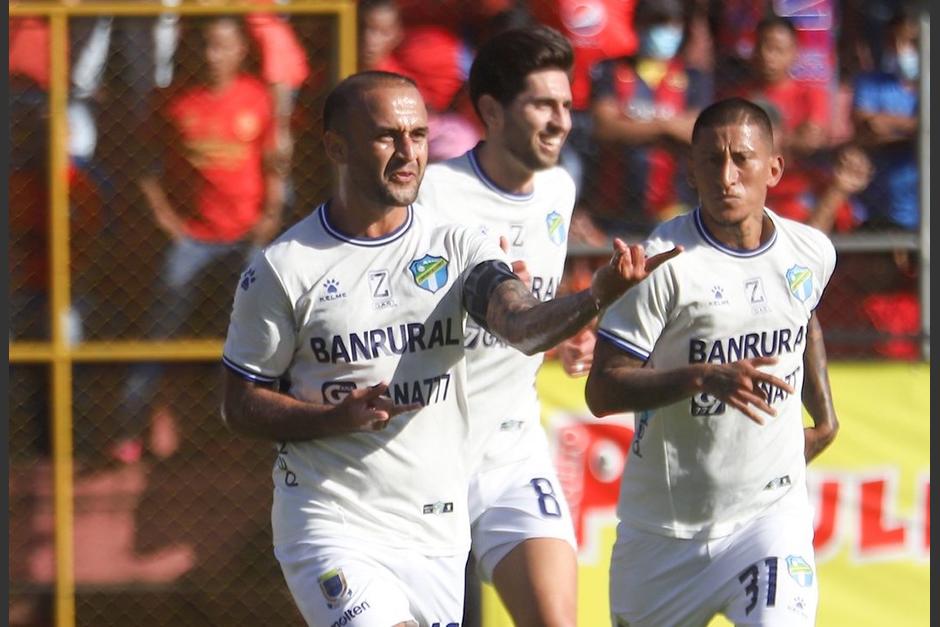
587;0;712;235
850;6;921;230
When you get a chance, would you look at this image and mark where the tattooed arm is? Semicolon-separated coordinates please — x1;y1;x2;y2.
585;338;794;425
464;239;681;356
222;370;421;441
801;313;839;462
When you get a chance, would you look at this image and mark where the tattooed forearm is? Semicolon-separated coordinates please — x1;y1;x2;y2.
484;278;601;356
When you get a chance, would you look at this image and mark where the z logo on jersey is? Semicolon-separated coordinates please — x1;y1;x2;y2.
410;254;449;293
368;270;397;309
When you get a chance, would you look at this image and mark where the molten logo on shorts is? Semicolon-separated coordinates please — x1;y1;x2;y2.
318;568;352;608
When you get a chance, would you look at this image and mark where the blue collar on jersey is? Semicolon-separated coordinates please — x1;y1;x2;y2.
318;201;414;247
468;143;536;202
693;207;778;258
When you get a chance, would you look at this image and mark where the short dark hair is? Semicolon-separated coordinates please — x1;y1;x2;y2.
468;25;573;119
322;71;418;134
691;97;775;147
756;15;798;41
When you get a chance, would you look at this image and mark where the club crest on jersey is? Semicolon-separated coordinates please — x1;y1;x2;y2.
785;555;814;587
546;211;566;246
786;265;814;303
318;568;352;607
409;254;449;293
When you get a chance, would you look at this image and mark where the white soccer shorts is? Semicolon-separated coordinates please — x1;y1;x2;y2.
469;425;577;582
609;505;818;626
275;536;466;627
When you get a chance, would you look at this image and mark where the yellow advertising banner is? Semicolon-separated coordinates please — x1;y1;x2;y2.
481;361;929;626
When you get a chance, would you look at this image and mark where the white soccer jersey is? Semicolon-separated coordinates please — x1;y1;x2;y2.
223;202;507;556
598;208;836;539
419;147;576;468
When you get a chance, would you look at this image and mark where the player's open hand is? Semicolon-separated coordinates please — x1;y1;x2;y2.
338;383;421;432
700;356;796;425
591;239;682;307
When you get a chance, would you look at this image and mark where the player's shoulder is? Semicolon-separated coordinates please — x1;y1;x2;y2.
423;152;476;187
533;164;577;199
261;205;325;267
412;200;483;239
643;210;699;256
769;209;835;257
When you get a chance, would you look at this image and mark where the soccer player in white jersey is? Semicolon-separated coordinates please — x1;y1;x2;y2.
585;98;840;627
418;25;582;627
219;71;676;627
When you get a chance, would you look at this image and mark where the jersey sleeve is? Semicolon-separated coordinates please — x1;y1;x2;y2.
813;232;837;311
597;243;676;362
222;253;297;383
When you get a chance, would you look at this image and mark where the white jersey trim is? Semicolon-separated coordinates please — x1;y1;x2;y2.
693;208;778;258
318;202;415;247
467;146;535;202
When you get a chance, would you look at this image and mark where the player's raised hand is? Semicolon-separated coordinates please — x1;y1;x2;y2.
591;239;682;307
338;383;421;432
700;356;796;425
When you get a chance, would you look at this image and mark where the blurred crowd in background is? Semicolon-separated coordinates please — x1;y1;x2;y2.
8;0;925;463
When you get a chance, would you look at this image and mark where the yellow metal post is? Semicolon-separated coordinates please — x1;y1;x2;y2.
48;11;76;627
8;5;359;626
336;0;358;78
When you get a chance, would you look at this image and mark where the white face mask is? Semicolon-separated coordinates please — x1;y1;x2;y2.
640;24;683;60
884;47;919;81
897;48;920;81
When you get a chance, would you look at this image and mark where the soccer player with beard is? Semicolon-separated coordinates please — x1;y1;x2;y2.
220;71;677;626
418;25;588;627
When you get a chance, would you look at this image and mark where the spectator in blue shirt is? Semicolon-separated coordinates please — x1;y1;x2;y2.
851;6;920;230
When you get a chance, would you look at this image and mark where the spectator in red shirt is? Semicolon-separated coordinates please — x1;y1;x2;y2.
358;0;480;160
116;16;285;464
727;16;830;224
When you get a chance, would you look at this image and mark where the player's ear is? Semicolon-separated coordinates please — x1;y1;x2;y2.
323;129;347;165
477;94;503;131
767;153;784;188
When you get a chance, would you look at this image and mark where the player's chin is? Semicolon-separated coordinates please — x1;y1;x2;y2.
382;183;420;206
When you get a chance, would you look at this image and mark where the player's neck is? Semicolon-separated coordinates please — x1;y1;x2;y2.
701;210;774;250
476;141;536;195
327;197;409;239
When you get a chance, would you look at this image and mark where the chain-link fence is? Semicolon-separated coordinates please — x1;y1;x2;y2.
8;2;929;626
9;4;354;626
